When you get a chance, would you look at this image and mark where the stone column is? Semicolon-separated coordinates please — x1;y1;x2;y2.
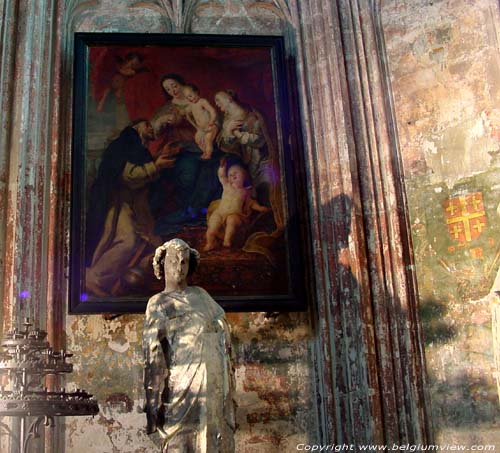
0;0;63;341
290;0;432;446
0;0;64;451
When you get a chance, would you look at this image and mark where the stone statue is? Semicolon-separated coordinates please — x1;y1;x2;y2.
143;238;236;452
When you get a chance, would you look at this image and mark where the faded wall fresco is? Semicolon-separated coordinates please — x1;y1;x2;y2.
382;0;500;445
64;313;316;452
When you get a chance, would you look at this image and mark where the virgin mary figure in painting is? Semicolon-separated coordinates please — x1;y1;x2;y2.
150;74;223;236
150;74;194;149
143;239;235;452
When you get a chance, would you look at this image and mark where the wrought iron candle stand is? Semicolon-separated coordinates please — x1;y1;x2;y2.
0;319;99;453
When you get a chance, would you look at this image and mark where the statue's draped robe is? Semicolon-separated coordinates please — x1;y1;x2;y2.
143;287;235;452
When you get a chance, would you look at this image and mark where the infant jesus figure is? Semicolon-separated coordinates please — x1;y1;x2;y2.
183;84;219;160
204;159;270;251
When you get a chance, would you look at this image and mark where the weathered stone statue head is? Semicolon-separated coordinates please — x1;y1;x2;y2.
152;238;200;290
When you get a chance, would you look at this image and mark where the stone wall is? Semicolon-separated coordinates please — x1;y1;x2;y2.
2;0;497;449
382;0;500;446
0;0;430;451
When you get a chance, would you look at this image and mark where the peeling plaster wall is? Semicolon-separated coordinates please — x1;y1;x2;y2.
382;0;500;445
64;313;316;452
0;0;433;451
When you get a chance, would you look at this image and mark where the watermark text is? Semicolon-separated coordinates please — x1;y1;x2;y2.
296;444;496;452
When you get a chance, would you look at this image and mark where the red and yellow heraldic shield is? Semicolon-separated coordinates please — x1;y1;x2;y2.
444;193;487;243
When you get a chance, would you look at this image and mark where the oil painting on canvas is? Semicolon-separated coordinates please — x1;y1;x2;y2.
70;33;305;313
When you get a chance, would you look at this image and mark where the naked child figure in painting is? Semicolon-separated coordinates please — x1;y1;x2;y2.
143;238;236;453
183;84;219;160
205;159;270;251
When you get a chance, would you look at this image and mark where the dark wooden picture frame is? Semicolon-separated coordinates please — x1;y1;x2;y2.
70;32;306;313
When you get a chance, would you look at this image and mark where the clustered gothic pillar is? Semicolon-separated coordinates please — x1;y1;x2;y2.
0;1;64;452
0;0;63;343
292;0;431;446
0;0;431;451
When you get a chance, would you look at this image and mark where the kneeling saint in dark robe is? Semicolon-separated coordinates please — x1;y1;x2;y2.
85;119;173;297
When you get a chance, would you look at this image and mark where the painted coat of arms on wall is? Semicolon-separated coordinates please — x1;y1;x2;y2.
444;193;487;245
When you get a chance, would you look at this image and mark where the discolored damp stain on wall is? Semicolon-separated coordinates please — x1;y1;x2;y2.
105;392;134;414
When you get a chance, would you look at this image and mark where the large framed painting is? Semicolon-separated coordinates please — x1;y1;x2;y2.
70;32;306;313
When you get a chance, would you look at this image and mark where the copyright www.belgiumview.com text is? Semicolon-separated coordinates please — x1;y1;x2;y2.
296;444;496;451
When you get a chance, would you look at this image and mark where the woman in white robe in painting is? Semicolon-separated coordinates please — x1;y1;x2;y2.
143;239;235;453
